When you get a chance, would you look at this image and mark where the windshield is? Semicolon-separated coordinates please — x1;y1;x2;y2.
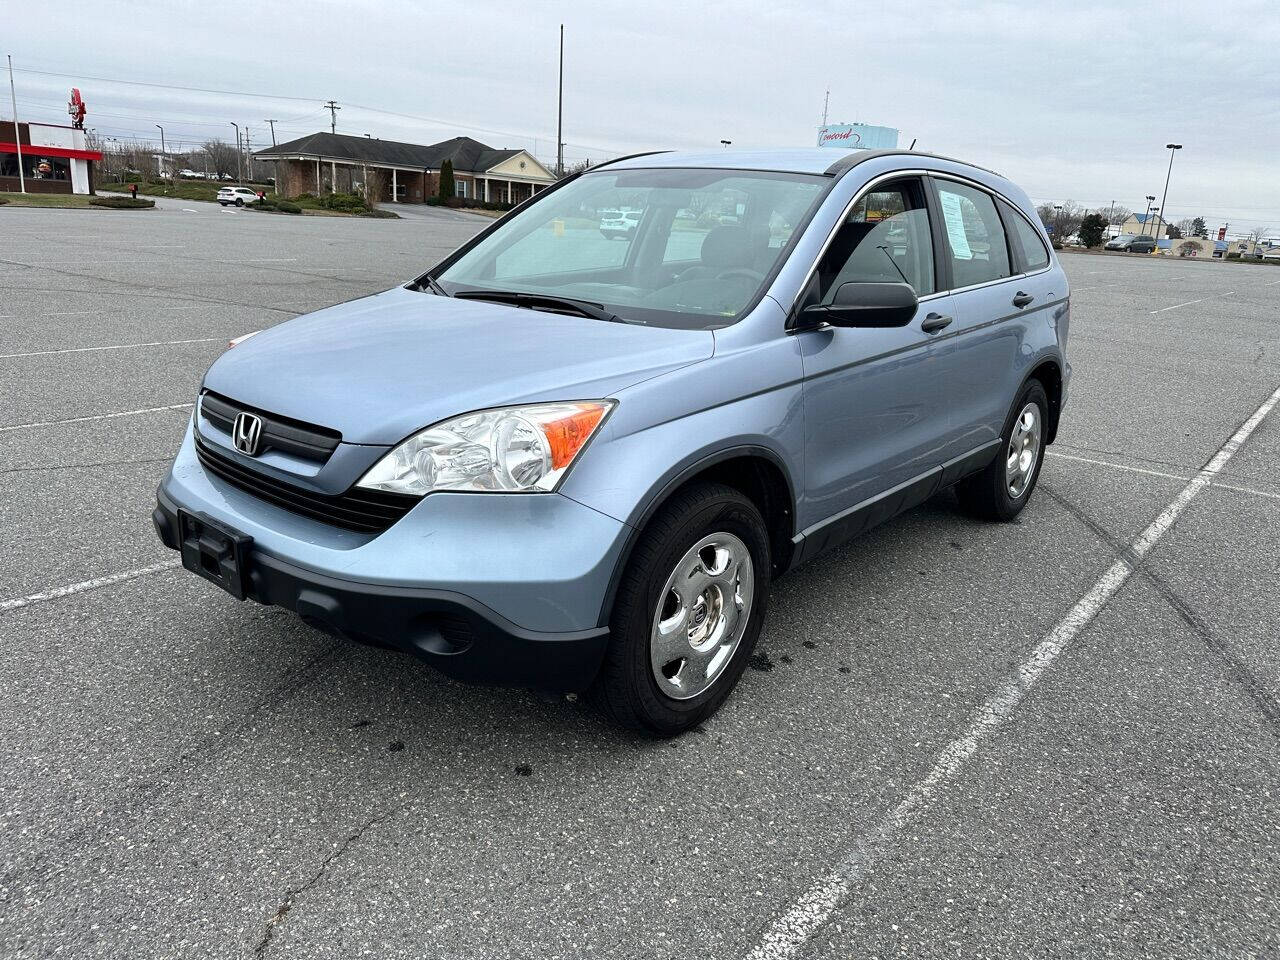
433;168;828;330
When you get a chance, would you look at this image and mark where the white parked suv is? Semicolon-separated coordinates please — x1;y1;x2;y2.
599;209;642;240
218;186;260;207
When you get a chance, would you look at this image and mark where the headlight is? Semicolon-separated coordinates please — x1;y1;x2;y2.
356;401;614;496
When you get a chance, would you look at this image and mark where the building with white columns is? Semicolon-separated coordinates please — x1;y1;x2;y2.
255;132;555;205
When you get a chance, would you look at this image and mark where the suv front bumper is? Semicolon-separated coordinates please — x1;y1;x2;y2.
154;424;627;691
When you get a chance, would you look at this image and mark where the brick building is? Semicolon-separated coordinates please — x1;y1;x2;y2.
254;132;555;204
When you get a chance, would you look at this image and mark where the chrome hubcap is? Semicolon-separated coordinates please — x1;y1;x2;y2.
650;533;754;700
1006;402;1042;499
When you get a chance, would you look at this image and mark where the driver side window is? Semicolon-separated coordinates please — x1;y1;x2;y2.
815;179;936;300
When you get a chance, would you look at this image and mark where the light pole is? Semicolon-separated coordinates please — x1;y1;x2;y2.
155;124;168;188
720;139;732;148
1053;204;1064;241
230;122;242;184
1158;143;1182;239
1143;195;1156;237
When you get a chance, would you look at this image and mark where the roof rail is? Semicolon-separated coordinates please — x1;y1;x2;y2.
588;150;672;171
823;149;1003;179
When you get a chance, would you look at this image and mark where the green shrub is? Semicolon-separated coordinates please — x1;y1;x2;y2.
274;200;302;214
439;159;455;200
425;196;442;206
89;195;154;209
1226;251;1241;260
0;196;8;205
315;191;369;213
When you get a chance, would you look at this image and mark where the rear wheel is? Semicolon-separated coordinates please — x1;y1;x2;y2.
235;198;244;207
955;380;1048;521
591;482;770;736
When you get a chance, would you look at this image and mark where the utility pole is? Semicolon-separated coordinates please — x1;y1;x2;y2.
821;88;829;128
264;119;277;146
244;126;252;182
556;25;564;177
1107;199;1116;237
324;100;340;135
230;122;241;184
8;55;25;193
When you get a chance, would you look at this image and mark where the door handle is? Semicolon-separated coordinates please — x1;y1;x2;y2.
921;312;953;334
1012;291;1035;308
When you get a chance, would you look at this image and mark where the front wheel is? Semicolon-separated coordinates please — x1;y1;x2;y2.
955;380;1048;521
591;482;770;736
234;198;244;207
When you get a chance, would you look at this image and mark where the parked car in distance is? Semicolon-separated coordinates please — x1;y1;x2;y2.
155;148;1071;735
218;186;260;207
1105;233;1157;253
599;208;642;239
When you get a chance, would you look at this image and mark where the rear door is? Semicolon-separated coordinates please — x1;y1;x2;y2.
796;176;953;540
927;176;1063;464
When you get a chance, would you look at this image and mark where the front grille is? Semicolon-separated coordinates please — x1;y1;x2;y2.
200;391;341;463
195;434;419;533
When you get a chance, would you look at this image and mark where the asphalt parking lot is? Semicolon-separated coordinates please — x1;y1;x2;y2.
2;200;1279;959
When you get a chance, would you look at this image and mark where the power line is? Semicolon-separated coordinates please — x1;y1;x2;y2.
12;65;630;157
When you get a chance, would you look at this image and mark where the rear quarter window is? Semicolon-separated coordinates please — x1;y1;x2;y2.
999;199;1051;271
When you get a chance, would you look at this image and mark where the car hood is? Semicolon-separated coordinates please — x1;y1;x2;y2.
203;286;714;444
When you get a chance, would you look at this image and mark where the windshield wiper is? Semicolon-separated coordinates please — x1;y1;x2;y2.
416;274;449;296
454;289;624;324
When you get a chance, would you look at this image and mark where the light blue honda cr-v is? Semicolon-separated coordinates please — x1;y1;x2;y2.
155;148;1070;735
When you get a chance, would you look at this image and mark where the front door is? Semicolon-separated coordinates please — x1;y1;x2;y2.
797;176;951;546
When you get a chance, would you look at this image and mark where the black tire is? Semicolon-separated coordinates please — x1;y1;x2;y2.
955;380;1049;522
235;198;244;207
591;482;770;736
219;202;228;207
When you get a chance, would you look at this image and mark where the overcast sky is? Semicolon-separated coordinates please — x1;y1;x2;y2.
9;0;1279;234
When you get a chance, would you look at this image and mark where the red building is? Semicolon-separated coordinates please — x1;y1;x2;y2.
1;121;103;194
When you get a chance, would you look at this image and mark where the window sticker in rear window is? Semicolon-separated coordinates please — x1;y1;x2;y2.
939;190;973;260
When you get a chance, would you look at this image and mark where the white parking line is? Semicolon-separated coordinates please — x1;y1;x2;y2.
1046;449;1186;481
1150;291;1234;314
1046;450;1280;502
0;338;221;360
745;381;1280;960
0;560;182;613
0;402;193;433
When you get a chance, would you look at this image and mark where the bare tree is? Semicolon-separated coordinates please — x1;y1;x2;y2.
1107;205;1133;227
1246;225;1269;246
1034;200;1086;239
202;139;239;180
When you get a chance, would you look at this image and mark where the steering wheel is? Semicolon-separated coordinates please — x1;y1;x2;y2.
716;268;766;283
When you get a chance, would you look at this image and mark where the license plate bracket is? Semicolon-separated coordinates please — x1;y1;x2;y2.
178;509;252;600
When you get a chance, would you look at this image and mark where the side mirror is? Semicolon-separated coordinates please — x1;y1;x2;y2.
801;281;919;328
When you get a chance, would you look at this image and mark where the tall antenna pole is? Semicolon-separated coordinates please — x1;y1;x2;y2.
264;119;277;146
7;55;25;193
821;88;829;128
324;100;340;135
556;24;564;177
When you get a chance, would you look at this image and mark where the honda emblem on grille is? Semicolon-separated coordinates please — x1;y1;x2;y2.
232;412;264;456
